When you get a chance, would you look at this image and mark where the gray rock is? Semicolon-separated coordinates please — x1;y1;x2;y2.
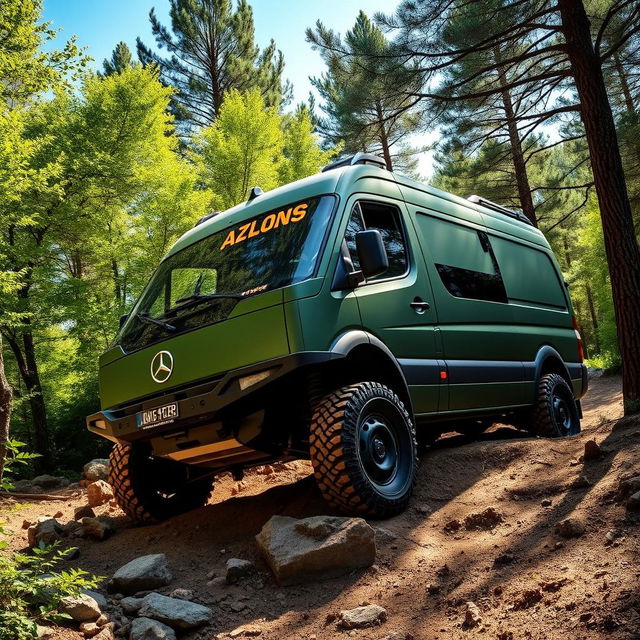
120;596;143;615
111;554;173;595
129;617;176;640
618;475;640;501
84;459;110;482
338;604;387;629
138;593;212;630
225;558;255;584
627;490;640;511
464;601;482;627
80;516;115;540
32;474;70;490
255;515;376;586
168;588;193;601
555;518;585;538
82;590;109;610
60;593;102;622
75;505;96;520
12;479;40;493
27;517;65;547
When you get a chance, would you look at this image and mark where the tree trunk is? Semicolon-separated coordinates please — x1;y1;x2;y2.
559;0;640;414
585;283;601;354
0;336;12;487
4;330;51;470
495;48;538;227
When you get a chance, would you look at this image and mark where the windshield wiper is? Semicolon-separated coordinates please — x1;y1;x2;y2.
135;313;176;333
172;293;243;308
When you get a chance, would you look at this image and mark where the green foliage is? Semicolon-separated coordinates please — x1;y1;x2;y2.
0;540;101;640
194;88;283;209
0;440;39;491
279;105;338;184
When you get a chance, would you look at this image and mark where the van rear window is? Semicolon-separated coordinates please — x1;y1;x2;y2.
490;237;567;309
416;215;507;303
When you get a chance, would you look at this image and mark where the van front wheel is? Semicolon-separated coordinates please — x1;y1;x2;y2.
529;373;580;438
109;443;213;523
309;382;418;518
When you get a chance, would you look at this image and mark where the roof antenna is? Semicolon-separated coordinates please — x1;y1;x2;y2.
248;186;263;202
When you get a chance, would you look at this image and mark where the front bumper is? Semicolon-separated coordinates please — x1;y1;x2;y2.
86;351;339;444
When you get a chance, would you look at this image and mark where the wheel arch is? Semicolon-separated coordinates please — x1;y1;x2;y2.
329;330;413;416
533;346;572;396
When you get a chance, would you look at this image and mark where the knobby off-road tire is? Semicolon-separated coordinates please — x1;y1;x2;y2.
309;382;418;518
529;373;581;438
109;443;213;523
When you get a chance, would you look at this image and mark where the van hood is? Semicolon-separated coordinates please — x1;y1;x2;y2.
99;292;288;409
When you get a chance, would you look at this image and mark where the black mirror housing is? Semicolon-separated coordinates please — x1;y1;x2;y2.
355;229;389;280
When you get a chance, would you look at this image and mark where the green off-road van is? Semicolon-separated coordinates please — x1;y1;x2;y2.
87;153;588;522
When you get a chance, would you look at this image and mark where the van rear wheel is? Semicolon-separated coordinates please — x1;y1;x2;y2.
529;373;580;438
309;382;418;518
109;443;213;523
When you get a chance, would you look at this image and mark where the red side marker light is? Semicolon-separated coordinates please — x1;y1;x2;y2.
440;371;448;380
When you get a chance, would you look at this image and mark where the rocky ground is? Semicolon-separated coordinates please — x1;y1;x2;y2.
2;374;639;640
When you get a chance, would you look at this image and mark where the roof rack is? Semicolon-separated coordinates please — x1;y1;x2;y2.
466;194;533;226
322;152;387;173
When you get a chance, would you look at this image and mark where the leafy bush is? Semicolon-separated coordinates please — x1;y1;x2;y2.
0;535;101;640
0;440;39;491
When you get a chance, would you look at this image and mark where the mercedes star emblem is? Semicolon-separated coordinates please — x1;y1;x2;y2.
150;350;174;383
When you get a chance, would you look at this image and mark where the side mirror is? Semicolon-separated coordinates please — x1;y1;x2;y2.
356;230;388;280
119;313;129;329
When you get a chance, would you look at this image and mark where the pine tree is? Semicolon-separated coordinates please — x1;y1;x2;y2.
307;11;423;173
102;41;134;76
137;0;289;133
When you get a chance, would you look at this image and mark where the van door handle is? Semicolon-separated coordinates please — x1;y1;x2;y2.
410;298;430;312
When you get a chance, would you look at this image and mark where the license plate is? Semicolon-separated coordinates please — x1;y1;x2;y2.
136;402;179;429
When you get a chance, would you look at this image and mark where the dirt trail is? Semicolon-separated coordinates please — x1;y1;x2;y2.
3;375;639;640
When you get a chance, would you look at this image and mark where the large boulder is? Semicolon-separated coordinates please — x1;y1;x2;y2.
27;517;65;547
59;593;102;622
87;480;114;507
83;459;110;483
255;515;376;586
32;474;70;491
137;593;213;630
111;554;173;595
12;479;43;494
130;617;176;640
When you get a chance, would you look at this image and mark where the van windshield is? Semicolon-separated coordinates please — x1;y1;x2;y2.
117;195;335;353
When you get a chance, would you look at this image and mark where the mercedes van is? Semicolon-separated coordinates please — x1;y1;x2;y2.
87;153;587;522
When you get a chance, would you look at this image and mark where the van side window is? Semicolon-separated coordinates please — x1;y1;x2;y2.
344;202;408;280
490;236;567;309
416;214;507;303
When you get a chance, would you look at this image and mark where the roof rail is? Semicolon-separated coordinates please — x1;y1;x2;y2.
466;194;534;226
322;152;387;173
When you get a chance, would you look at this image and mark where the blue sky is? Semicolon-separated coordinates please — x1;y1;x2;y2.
42;1;434;176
